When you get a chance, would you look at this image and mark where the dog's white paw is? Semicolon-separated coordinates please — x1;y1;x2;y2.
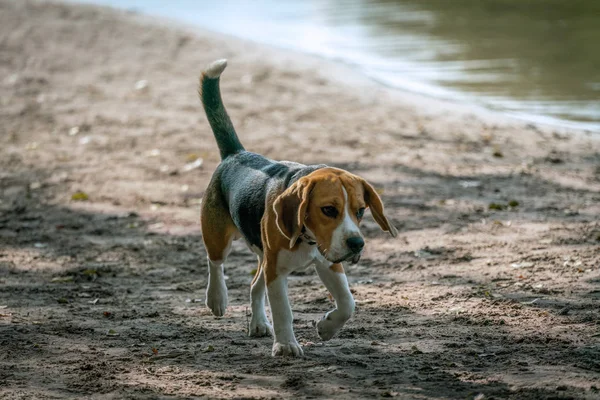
272;341;304;357
316;314;344;341
249;316;272;337
206;283;228;317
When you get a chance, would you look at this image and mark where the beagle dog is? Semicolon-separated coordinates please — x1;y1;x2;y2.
199;59;397;357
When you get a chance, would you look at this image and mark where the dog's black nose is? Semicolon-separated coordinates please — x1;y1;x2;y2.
346;236;365;253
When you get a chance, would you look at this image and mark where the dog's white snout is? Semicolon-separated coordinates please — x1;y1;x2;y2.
328;188;362;262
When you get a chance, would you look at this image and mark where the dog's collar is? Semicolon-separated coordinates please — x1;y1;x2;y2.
299;227;316;246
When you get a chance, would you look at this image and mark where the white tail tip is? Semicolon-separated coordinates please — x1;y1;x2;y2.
204;59;228;79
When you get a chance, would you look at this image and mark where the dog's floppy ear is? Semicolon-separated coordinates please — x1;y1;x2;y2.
361;179;398;238
273;178;315;248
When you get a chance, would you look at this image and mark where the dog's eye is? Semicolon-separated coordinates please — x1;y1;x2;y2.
321;206;338;218
356;207;365;219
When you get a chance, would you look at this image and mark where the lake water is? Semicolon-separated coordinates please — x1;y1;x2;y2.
76;0;600;132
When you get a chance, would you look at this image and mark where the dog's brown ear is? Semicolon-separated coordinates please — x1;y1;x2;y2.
273;178;315;248
361;179;398;238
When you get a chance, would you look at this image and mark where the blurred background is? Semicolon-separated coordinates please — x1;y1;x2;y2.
76;0;600;132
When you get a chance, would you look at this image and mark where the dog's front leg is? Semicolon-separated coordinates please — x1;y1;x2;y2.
315;262;355;341
266;272;303;357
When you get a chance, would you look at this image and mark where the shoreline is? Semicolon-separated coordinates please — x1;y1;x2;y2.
2;1;599;398
169;11;600;136
72;0;600;134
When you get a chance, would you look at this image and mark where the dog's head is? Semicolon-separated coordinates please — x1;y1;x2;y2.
273;167;397;263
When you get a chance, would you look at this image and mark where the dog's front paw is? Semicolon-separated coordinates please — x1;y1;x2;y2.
249;316;272;337
316;314;343;341
272;341;304;357
206;283;228;317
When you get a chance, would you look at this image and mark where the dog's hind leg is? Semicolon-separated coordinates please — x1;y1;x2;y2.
201;184;238;317
249;258;272;337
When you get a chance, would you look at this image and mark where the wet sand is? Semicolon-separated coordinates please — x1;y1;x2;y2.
1;1;599;399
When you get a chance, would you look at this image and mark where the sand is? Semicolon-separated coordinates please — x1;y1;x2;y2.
1;1;599;399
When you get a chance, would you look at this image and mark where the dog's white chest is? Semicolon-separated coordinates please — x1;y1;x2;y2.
275;243;323;274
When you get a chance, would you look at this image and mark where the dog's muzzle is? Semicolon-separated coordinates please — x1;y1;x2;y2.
332;251;362;265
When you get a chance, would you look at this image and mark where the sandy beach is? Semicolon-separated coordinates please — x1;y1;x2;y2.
1;1;599;398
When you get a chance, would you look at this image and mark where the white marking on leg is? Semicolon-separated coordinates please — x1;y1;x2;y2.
267;274;303;357
329;188;362;261
315;260;355;341
206;258;228;317
250;245;263;257
249;256;272;337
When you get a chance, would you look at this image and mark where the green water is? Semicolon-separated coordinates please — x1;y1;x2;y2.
78;0;600;130
356;0;600;127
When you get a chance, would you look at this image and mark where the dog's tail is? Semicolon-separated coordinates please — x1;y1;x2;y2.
199;59;244;160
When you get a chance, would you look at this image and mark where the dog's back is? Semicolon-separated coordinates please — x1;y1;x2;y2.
215;154;320;250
